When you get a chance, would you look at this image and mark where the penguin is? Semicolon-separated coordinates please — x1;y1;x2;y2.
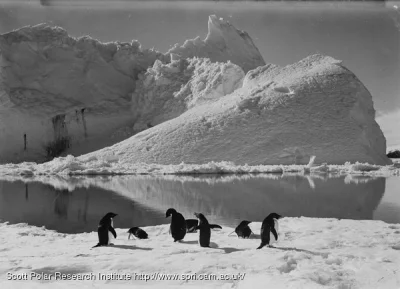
257;213;282;249
234;220;253;238
127;227;148;240
92;212;117;248
194;212;211;248
186;219;222;233
166;208;187;242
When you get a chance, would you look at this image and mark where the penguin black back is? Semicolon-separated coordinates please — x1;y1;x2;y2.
127;227;148;240
166;208;187;242
194;212;211;248
235;220;253;238
257;213;282;249
93;212;118;248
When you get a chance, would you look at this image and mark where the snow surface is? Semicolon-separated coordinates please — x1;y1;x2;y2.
1;218;399;289
0;16;264;163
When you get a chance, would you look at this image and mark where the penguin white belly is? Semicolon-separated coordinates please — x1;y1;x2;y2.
269;219;279;245
108;231;114;245
108;219;114;245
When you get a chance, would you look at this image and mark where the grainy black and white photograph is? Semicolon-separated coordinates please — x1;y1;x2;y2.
0;0;399;288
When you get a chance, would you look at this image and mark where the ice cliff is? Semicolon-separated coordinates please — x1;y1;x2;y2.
0;16;262;163
0;16;390;165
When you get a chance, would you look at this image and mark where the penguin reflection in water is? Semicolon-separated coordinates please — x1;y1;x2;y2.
92;212;118;248
166;208;187;242
257;213;282;249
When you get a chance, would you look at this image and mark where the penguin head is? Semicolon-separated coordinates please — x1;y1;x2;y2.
267;213;282;220
239;220;252;227
166;208;177;218
194;212;206;220
104;212;118;219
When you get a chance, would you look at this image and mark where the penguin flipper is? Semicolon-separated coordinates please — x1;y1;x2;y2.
109;227;117;239
210;224;222;230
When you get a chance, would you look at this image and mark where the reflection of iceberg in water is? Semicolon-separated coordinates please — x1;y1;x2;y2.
0;180;167;233
91;175;386;227
54;189;70;219
1;174;388;233
373;176;400;223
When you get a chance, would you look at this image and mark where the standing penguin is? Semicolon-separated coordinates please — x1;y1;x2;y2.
92;212;118;248
127;227;148;240
257;213;282;249
194;212;211;248
166;208;187;242
234;220;253;238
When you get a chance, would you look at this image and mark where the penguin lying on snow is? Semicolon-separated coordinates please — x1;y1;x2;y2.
186;219;222;233
92;212;117;248
166;208;187;242
231;220;253;238
194;212;211;248
127;227;148;240
257;213;282;249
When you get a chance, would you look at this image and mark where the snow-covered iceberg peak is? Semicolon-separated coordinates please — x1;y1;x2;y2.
0;18;390;166
168;15;265;73
88;54;390;166
0;17;263;164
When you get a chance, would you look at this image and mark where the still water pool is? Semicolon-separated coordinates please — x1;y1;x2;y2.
0;174;399;233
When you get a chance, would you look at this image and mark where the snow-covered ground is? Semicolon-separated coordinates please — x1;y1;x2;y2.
1;218;399;289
